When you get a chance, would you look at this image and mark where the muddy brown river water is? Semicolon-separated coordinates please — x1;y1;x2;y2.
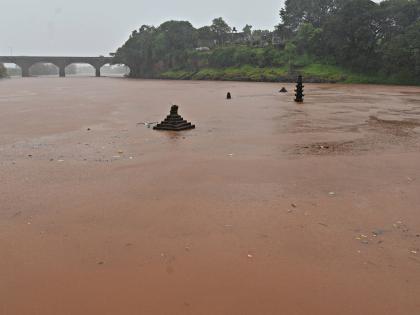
1;77;420;314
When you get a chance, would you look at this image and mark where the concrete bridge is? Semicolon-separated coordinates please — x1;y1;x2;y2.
0;56;117;77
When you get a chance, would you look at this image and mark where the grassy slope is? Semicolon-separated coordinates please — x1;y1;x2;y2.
159;66;288;82
301;64;418;85
158;63;418;85
132;46;417;85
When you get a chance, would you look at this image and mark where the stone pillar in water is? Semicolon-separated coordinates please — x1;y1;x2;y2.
154;105;195;131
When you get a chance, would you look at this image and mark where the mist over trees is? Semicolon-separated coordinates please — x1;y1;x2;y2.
29;63;60;76
113;0;420;84
0;63;6;78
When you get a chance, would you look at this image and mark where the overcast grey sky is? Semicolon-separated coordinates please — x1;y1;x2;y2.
1;0;284;56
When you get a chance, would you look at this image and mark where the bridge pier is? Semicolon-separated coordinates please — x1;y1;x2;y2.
95;67;101;77
21;66;30;77
17;63;31;77
59;66;66;77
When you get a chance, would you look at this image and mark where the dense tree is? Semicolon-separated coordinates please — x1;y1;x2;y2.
112;1;420;84
113;25;157;76
157;21;197;51
113;21;198;76
210;17;232;45
293;23;322;54
242;25;253;42
284;41;297;73
243;24;253;36
319;0;380;71
279;0;346;31
381;21;420;79
377;0;420;40
155;21;197;68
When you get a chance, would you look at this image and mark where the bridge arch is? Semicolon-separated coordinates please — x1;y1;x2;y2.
0;56;115;77
65;63;96;77
2;63;22;76
63;62;131;77
100;63;130;77
28;62;59;76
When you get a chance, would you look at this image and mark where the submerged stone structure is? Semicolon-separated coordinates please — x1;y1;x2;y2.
294;75;304;103
153;105;195;131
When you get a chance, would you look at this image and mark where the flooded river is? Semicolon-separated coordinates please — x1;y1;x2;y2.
1;77;420;314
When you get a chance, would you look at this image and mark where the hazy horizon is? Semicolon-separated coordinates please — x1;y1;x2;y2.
1;0;284;57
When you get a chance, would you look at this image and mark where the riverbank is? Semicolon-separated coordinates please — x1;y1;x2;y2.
156;64;419;85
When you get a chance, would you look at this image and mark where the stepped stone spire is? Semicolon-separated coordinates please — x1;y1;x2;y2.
294;75;304;103
153;105;195;131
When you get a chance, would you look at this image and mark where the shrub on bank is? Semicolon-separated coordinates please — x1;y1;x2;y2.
0;63;7;78
160;66;289;82
158;62;419;85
